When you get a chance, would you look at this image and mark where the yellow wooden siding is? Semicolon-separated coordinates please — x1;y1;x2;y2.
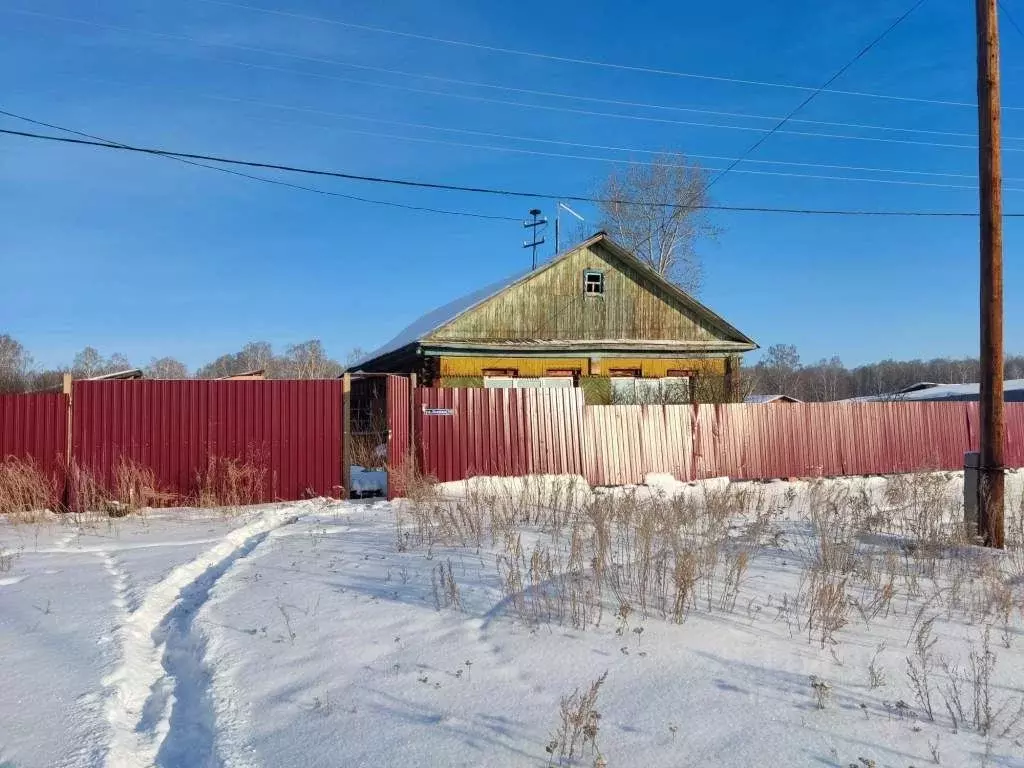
439;356;725;378
604;357;726;377
440;356;589;377
427;242;726;343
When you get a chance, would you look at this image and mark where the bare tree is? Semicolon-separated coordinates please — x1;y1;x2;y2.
145;357;188;379
345;346;369;369
195;341;276;379
755;344;802;397
71;347;131;378
282;340;343;379
809;356;848;401
0;334;33;393
596;153;717;294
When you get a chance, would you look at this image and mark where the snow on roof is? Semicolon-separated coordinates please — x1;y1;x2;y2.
896;382;942;394
349;267;531;369
744;394;802;404
850;379;1024;402
86;368;144;380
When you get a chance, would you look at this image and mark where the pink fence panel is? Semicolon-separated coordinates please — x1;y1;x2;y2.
72;379;342;504
416;388;584;483
0;393;68;506
581;401;1023;486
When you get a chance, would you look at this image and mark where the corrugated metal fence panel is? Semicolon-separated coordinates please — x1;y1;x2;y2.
386;375;411;500
72;380;342;503
580;401;1024;486
0;393;68;505
527;388;586;476
415;388;583;484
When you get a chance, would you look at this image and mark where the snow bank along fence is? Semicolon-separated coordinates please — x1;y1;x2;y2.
1;380;343;508
415;389;1024;487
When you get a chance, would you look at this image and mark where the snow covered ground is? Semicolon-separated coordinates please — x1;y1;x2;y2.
1;473;1023;767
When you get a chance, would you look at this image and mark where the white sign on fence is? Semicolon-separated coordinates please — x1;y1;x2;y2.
422;407;454;416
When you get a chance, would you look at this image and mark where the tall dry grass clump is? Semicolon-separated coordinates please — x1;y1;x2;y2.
0;457;54;520
397;474;778;631
113;458;175;513
195;455;267;508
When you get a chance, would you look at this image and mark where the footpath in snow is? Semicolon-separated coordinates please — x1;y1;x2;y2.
1;473;1023;767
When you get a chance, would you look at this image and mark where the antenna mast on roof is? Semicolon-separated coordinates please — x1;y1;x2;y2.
555;201;586;253
522;208;547;270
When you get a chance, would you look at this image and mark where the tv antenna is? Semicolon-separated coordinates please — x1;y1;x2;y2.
555;201;586;253
522;208;547;270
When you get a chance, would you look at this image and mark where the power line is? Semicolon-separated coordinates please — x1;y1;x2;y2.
10;4;1023;111
76;64;1002;154
239;57;997;142
21;6;1022;142
61;76;1004;185
245;116;1006;191
194;0;994;110
3;125;1022;217
699;0;929;197
0;109;520;221
16;7;1024;148
999;0;1024;39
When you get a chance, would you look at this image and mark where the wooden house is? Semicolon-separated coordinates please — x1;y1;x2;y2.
350;232;757;403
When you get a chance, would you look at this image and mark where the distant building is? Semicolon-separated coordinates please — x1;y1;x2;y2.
851;380;1024;402
85;369;144;381
744;394;802;404
349;232;757;403
216;370;266;380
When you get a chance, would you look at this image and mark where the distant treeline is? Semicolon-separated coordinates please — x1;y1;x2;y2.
0;334;365;393
746;344;1024;402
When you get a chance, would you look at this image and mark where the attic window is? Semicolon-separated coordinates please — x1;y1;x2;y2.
583;269;604;295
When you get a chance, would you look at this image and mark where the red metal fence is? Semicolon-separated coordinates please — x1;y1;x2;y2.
415;387;586;482
72;379;343;503
586;402;989;485
7;382;1024;509
0;393;69;505
386;375;411;500
417;392;1024;488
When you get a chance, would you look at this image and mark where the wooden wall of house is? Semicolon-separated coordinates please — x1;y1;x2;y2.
426;242;728;343
437;356;727;378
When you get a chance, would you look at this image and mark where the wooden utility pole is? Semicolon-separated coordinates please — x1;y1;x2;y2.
977;0;1005;548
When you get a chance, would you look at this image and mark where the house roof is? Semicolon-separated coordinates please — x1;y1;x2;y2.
351;232;756;370
849;380;1024;402
744;394;803;404
86;368;144;380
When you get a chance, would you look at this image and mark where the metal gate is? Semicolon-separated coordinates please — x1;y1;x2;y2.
386;375;412;500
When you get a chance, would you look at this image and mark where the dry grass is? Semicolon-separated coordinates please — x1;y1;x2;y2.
194;455;267;509
0;457;55;520
350;433;386;470
114;458;175;513
545;671;608;767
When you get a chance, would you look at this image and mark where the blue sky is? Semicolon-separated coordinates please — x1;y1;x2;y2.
1;0;1022;370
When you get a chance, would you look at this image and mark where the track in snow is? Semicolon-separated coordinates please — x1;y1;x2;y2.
101;506;307;768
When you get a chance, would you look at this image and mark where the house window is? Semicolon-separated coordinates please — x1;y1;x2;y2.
610;370;694;404
546;368;580;386
583;270;604;295
485;376;574;390
482;368;518;377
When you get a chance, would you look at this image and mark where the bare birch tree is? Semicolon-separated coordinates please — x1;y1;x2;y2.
145;357;188;379
596;154;717;294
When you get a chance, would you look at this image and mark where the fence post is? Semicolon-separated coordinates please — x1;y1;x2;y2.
342;373;351;499
62;373;73;509
964;451;981;539
409;373;417;471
